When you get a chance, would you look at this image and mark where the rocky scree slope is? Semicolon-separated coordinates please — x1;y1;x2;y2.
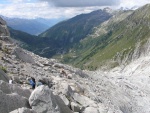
1;16;150;113
0;16;110;113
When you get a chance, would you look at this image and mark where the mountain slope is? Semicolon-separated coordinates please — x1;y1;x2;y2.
60;4;150;70
9;27;59;56
3;15;150;113
39;9;112;56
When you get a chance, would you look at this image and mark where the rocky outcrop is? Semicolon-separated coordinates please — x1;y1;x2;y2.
0;69;9;82
29;85;73;113
0;17;10;39
14;47;35;64
0;90;30;113
0;80;31;98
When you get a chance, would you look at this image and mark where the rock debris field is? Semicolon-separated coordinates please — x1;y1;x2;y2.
1;17;150;113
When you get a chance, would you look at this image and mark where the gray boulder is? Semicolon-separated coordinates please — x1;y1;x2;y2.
0;69;9;82
0;90;30;113
13;76;22;84
72;93;96;107
82;107;99;113
60;94;70;106
57;82;73;97
14;47;35;64
39;77;54;88
71;102;81;112
0;80;31;98
29;85;73;113
10;107;37;113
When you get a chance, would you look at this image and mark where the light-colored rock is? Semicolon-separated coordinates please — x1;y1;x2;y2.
10;107;37;113
29;85;73;113
75;82;85;94
67;74;72;79
58;82;73;96
53;63;64;68
71;102;81;112
60;94;70;106
72;93;97;107
83;107;99;113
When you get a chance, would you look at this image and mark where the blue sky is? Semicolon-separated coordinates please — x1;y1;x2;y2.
0;0;150;19
0;1;11;4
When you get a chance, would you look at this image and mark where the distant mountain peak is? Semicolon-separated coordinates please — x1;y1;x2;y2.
103;7;113;13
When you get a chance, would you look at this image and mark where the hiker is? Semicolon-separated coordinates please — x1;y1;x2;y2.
60;68;67;77
29;77;36;89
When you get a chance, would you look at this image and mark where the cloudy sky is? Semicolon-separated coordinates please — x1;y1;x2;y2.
0;0;150;19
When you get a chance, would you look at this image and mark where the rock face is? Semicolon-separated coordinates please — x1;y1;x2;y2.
0;90;30;113
0;69;9;82
0;17;10;37
14;47;35;64
29;85;73;113
0;80;31;98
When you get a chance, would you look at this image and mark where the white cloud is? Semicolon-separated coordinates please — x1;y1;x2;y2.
0;0;150;19
0;1;105;19
119;0;150;9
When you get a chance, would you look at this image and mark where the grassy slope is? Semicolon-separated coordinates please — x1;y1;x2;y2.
60;5;150;70
39;10;112;57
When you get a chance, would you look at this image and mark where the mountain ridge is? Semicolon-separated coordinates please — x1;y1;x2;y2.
39;9;112;57
1;16;64;35
9;4;150;70
2;7;150;113
67;4;150;70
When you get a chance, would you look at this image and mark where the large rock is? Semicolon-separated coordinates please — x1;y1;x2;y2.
0;90;30;113
55;81;74;97
0;17;6;25
0;80;31;98
39;77;54;88
14;47;35;64
0;69;9;82
71;102;81;112
60;94;70;106
82;107;99;113
29;85;73;113
60;82;73;96
10;107;37;113
12;76;22;84
72;93;97;107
